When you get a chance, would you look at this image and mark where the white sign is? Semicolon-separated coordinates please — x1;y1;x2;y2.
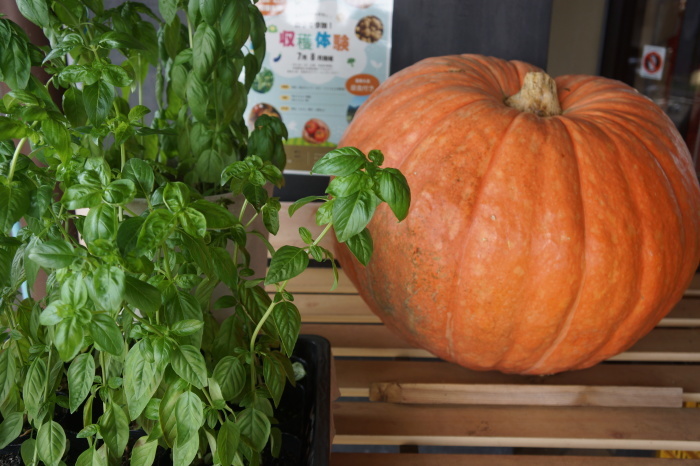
639;45;666;80
246;0;394;171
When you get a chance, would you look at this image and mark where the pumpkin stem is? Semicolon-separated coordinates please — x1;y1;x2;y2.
505;71;562;117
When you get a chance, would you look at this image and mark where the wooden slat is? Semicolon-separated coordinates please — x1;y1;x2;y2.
332;401;700;451
291;293;381;323
335;360;700;400
369;383;683;408
266;267;356;293
291;291;698;326
306;323;700;361
331;453;700;466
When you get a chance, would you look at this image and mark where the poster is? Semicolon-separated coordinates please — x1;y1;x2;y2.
247;0;394;172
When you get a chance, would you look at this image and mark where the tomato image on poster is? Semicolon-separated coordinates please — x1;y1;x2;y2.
246;0;394;172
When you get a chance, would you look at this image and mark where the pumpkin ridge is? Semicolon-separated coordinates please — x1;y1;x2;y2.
447;110;522;365
524;118;587;374
564;115;646;369
601;113;690;320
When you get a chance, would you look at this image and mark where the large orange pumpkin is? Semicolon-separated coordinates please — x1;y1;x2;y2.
336;54;700;375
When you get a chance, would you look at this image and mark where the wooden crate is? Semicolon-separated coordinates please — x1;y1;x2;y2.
271;202;700;465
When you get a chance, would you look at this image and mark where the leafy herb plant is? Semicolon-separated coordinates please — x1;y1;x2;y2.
0;1;411;465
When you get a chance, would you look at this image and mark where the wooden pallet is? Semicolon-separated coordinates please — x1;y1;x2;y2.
271;202;700;464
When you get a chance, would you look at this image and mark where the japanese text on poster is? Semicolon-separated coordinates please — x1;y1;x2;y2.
247;0;393;172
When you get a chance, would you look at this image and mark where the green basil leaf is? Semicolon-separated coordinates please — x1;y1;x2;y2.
97;31;146;51
60;273;88;308
165;290;203;347
210;246;237;289
263;354;286;407
40;118;71;158
103;179;136;206
344;228;374;266
16;0;50;28
180;207;207;238
238;407;270;452
124;275;161;318
163;182;190;212
128;105;151;122
242;183;268;212
28;240;75;269
24;357;47;421
159;377;188;447
311;146;366;176
59;64;99;85
272;301;301;357
220;0;249;49
189;200;238;229
89;313;124;356
171;345;208;389
288;196;325;217
98;402;129;458
55;316;84;361
212;355;245;401
88;265;125;313
68;353;95;413
262;203;279;235
192;23;219;78
76;424;99;439
83;204;117;245
123;158;154;196
124;340;163;420
63;87;87;127
158;0;178;24
39;300;63;326
0;116;30;140
101;64;132;87
20;438;36;466
175;391;203;446
0;182;31;233
216;419;240;466
163;16;182;60
265;246;309;285
0;350;17;407
83;80;114;126
247;3;266;70
173;431;198;466
36;421;66;466
186;72;208;122
131;436;158;466
170;319;204;337
177;232;212;276
377;167;411;221
200;0;224;25
1;35;30;90
0;411;23;449
332;190;380;242
136;209;175;252
195;149;225;184
61;184;103;210
117;216;145;256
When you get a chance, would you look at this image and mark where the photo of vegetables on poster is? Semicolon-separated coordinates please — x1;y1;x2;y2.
247;0;394;172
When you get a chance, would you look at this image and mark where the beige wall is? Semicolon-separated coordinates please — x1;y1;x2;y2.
547;0;607;77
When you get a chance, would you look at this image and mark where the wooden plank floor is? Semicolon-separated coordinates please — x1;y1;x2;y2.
273;202;700;464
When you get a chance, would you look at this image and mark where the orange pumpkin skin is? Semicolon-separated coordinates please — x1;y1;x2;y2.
336;54;700;375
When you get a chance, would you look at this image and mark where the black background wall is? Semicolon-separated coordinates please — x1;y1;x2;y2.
390;0;552;73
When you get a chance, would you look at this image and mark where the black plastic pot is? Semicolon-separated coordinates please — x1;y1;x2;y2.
264;334;331;466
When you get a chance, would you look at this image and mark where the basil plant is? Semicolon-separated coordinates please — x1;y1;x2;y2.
0;0;411;465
